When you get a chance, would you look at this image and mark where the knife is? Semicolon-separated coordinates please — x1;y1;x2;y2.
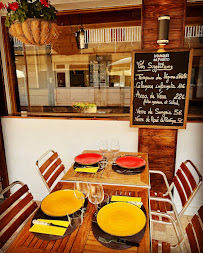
98;236;139;247
32;219;68;228
75;166;99;169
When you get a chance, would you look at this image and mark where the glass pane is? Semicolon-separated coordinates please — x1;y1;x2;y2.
189;56;203;100
14;39;133;115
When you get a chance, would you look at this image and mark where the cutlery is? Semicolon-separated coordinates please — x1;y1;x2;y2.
127;201;143;206
116;169;135;173
110;200;143;207
75;167;99;170
98;236;139;247
32;219;68;228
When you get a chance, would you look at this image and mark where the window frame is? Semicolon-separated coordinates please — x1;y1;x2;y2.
1;4;203;121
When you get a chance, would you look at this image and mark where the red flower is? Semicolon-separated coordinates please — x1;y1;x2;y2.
0;2;6;10
7;2;19;11
40;0;49;7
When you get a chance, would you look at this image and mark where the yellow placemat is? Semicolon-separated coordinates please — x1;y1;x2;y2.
75;167;99;173
111;195;141;208
38;219;70;227
29;224;66;236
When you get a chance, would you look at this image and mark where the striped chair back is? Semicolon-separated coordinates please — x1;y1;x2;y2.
36;150;66;192
173;160;202;217
186;206;203;253
0;181;38;251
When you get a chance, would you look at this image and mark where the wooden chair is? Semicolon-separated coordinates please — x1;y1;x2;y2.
152;206;203;253
150;160;202;241
36;150;66;192
186;205;203;253
0;181;38;252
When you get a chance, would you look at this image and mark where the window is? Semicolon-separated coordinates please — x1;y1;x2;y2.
184;24;203;118
57;73;66;87
13;39;136;115
70;71;85;87
2;4;202;120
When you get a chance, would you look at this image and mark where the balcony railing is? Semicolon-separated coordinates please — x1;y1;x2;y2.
85;26;141;44
185;25;203;38
13;25;203;48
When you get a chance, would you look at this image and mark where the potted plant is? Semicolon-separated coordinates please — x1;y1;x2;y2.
72;102;97;113
0;0;59;46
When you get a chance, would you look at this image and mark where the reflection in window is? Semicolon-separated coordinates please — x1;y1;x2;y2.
70;71;84;87
57;72;66;87
184;28;203;117
190;56;203;100
14;42;132;113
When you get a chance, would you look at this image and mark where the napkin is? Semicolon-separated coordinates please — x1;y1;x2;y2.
29;219;70;236
111;195;142;208
75;167;99;173
29;224;66;236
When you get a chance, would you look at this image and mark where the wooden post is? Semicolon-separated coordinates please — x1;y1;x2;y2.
139;0;187;191
0;51;10;196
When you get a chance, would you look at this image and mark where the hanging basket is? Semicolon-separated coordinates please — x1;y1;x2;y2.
9;18;59;46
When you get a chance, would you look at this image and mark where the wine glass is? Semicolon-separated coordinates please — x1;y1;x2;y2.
110;138;120;163
74;179;90;200
88;183;104;211
99;160;107;170
68;208;84;227
99;139;108;158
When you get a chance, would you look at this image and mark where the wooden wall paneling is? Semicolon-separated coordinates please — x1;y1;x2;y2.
141;0;186;51
186;2;203;19
139;0;186;191
139;129;177;190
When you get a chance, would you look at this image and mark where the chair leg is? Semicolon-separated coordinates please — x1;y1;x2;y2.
162;242;171;253
152;239;158;253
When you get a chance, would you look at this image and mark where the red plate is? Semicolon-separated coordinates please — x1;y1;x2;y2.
115;156;146;169
74;153;103;165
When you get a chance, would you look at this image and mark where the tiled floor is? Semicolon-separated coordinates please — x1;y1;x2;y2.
152;214;192;252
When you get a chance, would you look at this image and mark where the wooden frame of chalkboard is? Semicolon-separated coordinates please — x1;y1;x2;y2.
130;49;193;129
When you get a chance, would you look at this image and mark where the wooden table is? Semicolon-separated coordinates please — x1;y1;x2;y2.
61;151;149;188
6;182;151;253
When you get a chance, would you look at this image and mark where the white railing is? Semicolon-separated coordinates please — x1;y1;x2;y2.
85;26;141;44
185;25;203;38
13;37;23;46
13;25;202;48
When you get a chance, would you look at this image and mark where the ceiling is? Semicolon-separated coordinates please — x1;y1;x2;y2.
0;0;141;15
50;0;141;11
0;0;201;15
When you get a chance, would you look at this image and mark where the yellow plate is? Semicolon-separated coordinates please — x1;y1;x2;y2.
41;190;85;217
97;202;146;237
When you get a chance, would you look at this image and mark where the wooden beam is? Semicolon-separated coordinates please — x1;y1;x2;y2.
139;0;187;191
56;7;141;26
1;17;20;115
0;52;9;196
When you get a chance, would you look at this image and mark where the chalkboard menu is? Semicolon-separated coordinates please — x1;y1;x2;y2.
130;50;193;129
